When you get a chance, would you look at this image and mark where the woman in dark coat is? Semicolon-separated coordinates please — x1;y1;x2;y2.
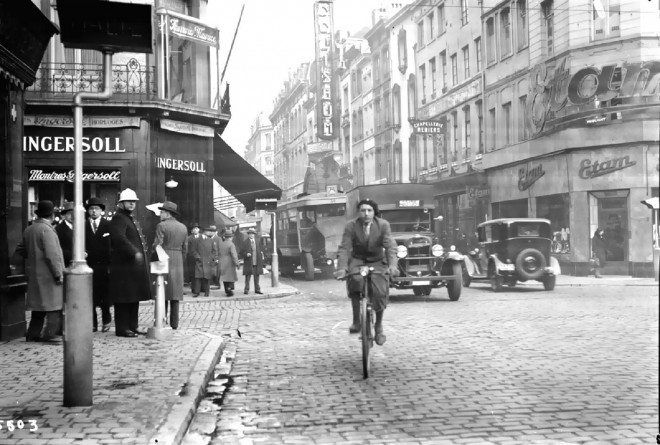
108;188;152;337
591;228;607;278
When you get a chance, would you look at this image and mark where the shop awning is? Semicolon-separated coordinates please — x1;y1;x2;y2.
214;209;237;228
213;135;281;212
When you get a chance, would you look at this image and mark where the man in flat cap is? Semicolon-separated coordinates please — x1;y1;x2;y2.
152;201;188;329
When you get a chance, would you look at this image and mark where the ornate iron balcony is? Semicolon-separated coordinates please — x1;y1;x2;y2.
26;59;156;101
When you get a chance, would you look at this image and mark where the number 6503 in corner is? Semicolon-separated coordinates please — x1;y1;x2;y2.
0;419;39;432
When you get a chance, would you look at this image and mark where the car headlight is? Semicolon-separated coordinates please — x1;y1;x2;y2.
431;244;444;257
396;245;408;258
449;245;456;251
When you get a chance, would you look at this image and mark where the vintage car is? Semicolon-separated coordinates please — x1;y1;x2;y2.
465;218;560;291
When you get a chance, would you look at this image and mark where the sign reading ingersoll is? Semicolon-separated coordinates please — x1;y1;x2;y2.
313;1;337;140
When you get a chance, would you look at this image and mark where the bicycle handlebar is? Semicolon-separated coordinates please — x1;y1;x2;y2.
335;267;390;281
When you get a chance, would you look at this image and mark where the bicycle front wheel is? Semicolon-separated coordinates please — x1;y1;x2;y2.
361;296;371;379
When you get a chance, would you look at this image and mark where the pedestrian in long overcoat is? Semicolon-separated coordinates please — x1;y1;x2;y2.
14;200;65;342
55;201;74;267
108;188;151;337
185;223;201;284
591;227;607;278
190;227;217;296
85;197;112;332
217;229;239;296
240;228;264;294
152;201;188;328
209;225;222;287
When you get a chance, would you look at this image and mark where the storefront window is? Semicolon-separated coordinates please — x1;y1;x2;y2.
537;193;570;253
491;198;528;219
590;190;629;262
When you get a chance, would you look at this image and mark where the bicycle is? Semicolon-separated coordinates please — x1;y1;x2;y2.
338;266;388;379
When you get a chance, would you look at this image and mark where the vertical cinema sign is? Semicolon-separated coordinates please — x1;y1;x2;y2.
314;1;336;140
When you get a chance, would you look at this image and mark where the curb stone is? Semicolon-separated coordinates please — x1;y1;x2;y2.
148;334;227;445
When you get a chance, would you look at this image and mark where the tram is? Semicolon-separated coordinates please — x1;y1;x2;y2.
274;191;347;280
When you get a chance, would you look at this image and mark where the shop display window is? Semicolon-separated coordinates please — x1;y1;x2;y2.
589;190;629;262
491;198;528;219
537;193;570;253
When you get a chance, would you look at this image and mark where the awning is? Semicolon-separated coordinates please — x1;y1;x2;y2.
213;135;282;212
214;209;237;228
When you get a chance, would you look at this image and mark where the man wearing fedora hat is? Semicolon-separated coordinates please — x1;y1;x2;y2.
152;201;188;329
55;201;74;268
14;200;65;343
85;197;112;333
185;222;201;285
189;225;217;297
240;228;264;294
108;188;152;338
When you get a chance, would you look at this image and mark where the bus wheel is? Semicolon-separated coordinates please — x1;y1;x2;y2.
302;252;315;281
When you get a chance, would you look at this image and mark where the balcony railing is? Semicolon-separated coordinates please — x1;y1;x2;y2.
26;59;156;101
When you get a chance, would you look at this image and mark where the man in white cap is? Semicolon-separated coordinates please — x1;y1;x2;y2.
108;188;152;337
152;201;188;329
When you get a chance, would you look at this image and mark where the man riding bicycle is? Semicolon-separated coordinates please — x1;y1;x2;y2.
335;199;399;345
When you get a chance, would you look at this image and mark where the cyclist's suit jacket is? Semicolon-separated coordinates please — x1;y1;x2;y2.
337;216;398;312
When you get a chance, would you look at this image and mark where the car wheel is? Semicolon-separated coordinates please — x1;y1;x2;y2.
462;264;472;287
302;252;314;281
490;274;503;292
543;275;556;291
447;262;462;301
515;248;547;281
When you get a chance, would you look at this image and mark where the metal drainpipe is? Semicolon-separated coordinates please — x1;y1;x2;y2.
64;50;114;407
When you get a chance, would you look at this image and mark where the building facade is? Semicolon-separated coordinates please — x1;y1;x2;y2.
481;0;659;276
24;0;232;246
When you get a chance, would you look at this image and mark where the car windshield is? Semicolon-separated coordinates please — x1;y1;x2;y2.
380;209;432;232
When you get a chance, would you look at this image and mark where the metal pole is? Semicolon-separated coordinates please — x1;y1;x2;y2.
64;50;114;407
147;274;171;340
271;212;279;287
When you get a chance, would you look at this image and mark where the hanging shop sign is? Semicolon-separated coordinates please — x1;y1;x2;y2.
28;169;121;182
578;155;636;179
25;115;141;128
156;156;206;173
313;1;337;140
23;136;126;152
307;141;333;154
518;163;545;191
161;11;219;48
526;58;660;135
160;119;215;138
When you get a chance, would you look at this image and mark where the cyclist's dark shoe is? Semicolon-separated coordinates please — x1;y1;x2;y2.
375;324;386;345
349;323;360;333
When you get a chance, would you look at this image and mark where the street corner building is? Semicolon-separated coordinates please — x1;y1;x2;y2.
0;0;280;341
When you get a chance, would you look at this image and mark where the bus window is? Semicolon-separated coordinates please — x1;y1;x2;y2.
299;207;316;228
316;203;346;218
288;208;297;231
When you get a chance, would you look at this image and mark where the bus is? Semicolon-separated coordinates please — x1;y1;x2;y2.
275;191;347;280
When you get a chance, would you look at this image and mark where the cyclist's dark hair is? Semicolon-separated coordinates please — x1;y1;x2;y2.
357;199;379;216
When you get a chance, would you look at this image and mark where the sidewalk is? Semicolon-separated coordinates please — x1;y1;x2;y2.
554;274;658;287
0;278;298;445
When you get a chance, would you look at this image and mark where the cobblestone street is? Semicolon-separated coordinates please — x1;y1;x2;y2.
201;277;658;445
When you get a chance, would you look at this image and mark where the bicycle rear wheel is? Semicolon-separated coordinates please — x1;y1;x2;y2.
361;296;371;379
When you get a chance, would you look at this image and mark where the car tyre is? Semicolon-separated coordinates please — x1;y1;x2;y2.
543;275;556;291
490;274;503;292
302;252;314;281
447;262;462;301
462;264;472;287
515;248;547;281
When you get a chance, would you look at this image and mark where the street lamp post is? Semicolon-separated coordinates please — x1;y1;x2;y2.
56;0;152;407
271;212;279;287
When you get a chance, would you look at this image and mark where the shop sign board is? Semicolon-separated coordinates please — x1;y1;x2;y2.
527;57;660;136
160;10;219;48
25;115;141;128
313;1;336;140
518;163;545;191
28;169;121;182
467;186;490;200
156;156;206;173
307;141;333;154
578;155;636;179
410;119;445;134
23;136;126;152
160;119;215;138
